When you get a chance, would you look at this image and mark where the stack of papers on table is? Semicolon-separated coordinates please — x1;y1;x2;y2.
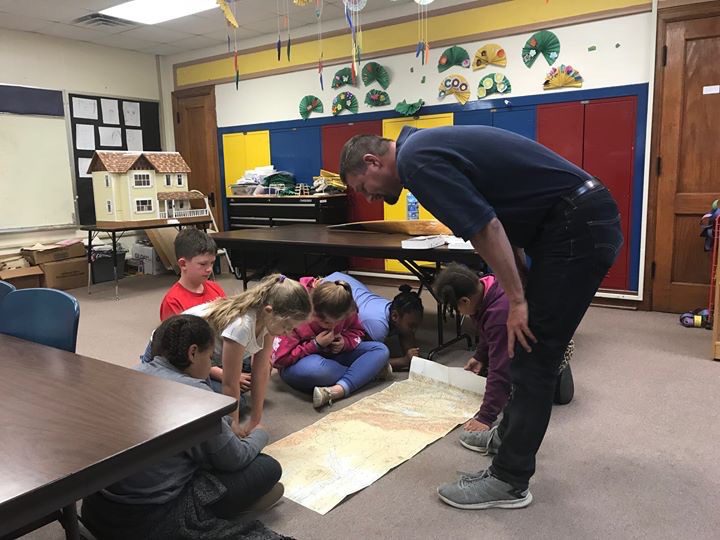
401;235;446;249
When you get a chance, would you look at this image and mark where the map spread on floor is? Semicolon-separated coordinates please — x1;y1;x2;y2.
265;357;486;514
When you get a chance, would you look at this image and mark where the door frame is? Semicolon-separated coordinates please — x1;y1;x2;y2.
645;1;720;310
171;85;224;230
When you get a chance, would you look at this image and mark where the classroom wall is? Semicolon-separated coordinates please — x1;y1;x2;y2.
0;29;161;253
213;13;652;127
157;0;473;150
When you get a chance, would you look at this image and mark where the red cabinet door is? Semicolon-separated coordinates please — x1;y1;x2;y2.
536;102;584;168
583;96;636;291
322;121;384;270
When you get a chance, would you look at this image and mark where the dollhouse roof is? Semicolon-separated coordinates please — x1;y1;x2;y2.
87;151;191;174
157;191;205;200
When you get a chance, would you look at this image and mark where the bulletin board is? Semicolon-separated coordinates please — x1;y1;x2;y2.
68;93;161;224
0;84;74;232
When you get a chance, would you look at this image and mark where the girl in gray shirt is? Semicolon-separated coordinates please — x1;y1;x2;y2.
81;315;284;539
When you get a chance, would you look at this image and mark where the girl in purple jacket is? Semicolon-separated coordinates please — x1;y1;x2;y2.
434;263;573;450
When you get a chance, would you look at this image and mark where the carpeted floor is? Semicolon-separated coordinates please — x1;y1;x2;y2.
22;271;720;540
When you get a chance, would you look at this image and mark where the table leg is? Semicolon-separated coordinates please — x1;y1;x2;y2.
60;503;80;540
112;231;119;301
86;231;93;295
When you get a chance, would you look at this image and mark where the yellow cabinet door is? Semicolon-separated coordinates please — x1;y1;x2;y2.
382;113;453;272
222;130;271;196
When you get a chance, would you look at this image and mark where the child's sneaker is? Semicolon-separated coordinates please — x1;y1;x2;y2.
459;424;501;454
245;482;284;512
313;386;334;409
375;362;393;381
437;470;532;510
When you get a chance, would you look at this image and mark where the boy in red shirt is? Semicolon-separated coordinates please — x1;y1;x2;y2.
160;228;225;320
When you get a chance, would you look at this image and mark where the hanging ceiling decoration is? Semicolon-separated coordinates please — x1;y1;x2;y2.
343;0;365;84
276;0;292;62
316;0;324;90
217;0;240;90
414;0;431;65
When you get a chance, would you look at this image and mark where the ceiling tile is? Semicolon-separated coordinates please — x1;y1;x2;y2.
0;11;51;32
139;43;186;56
0;0;86;23
114;25;194;44
203;26;263;42
96;32;157;51
39;22;110;42
160;13;228;35
169;34;225;51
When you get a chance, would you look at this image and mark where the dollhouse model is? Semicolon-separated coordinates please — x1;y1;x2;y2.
87;151;208;222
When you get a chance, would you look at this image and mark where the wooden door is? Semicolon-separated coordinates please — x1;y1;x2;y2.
322;121;383;271
172;86;223;230
653;13;720;312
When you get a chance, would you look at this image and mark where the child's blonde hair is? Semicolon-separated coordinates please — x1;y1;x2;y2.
312;279;355;321
203;274;310;331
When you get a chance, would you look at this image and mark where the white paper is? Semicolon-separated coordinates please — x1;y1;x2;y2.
99;126;122;147
409;357;486;395
122;101;141;126
703;85;720;95
72;97;97;120
126;129;143;151
101;98;120;124
75;124;95;150
78;157;92;178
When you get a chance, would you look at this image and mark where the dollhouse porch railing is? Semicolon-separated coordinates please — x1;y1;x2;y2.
158;209;208;219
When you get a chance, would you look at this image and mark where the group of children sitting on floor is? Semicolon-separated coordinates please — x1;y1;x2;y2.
81;227;566;538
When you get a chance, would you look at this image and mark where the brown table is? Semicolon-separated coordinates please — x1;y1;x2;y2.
213;224;486;358
81;216;212;300
0;334;236;539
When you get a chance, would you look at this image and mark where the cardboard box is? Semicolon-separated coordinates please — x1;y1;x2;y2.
0;266;44;289
22;241;86;265
40;257;87;290
0;254;30;271
131;243;167;275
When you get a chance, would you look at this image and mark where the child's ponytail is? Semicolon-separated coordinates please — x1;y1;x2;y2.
433;262;481;309
312;280;355;320
203;274;310;331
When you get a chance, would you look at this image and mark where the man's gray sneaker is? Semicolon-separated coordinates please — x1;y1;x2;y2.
459;425;501;454
437;469;532;510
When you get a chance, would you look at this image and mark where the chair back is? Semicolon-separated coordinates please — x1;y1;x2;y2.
0;280;16;304
0;288;80;352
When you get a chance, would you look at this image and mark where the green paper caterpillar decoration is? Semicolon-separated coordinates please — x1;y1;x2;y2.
332;92;359;115
298;95;323;120
365;90;391;107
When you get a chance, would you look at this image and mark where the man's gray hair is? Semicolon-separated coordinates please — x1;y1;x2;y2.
339;134;393;182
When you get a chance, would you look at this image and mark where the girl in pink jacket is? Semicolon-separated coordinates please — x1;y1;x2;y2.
272;278;390;409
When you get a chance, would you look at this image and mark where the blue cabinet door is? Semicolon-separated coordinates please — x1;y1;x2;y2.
453;109;493;126
492;107;537;140
269;126;322;185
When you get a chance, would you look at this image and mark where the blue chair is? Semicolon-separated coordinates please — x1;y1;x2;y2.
0;287;82;540
0;279;16;304
0;288;80;353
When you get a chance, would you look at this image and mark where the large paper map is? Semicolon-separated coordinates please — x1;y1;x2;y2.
265;358;486;514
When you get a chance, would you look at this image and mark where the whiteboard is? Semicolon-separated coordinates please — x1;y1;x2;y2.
0;114;75;231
